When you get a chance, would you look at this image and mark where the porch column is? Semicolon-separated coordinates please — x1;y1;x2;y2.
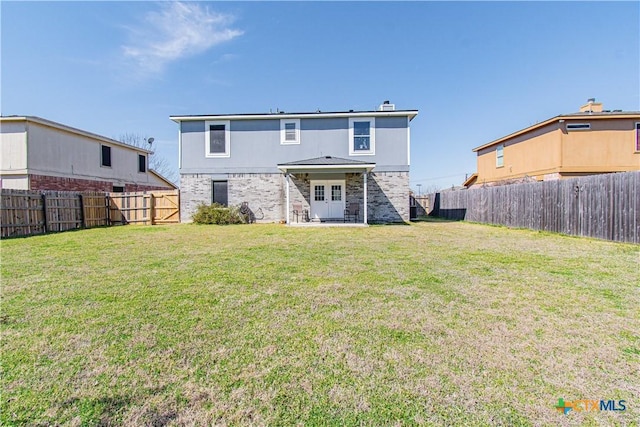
285;173;290;225
363;172;368;224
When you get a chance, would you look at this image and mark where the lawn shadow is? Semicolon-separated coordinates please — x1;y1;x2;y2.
410;216;461;223
59;386;174;426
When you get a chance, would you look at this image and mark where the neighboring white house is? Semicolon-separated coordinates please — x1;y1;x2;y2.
0;116;176;192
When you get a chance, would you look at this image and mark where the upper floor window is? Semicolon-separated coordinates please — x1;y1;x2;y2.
635;122;640;152
205;120;230;158
349;117;375;155
566;123;590;131
281;119;300;144
496;144;504;168
101;145;111;167
138;154;146;173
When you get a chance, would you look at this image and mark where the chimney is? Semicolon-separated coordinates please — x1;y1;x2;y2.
579;98;603;113
378;100;395;111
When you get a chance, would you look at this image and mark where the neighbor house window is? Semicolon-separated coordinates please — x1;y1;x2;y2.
112;186;124;193
101;145;111;167
205;120;230;157
349;117;375;155
138;154;146;173
636;122;640;152
566;123;591;131
496;144;504;167
280;119;300;144
212;181;228;206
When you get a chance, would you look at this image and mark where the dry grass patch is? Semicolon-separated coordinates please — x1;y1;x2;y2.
1;222;638;425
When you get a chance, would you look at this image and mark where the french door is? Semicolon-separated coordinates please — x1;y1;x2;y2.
310;180;345;220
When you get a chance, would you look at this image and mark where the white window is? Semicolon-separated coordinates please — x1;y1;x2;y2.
496;144;504;167
280;119;300;144
348;117;375;155
205;120;230;157
566;123;591;131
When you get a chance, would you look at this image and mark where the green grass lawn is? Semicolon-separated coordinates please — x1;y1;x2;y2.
1;222;638;426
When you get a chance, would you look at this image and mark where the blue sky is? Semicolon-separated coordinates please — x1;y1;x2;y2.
2;1;638;190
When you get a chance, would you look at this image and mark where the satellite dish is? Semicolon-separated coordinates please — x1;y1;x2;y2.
147;137;154;145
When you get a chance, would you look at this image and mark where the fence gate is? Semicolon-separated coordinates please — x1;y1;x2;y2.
108;190;179;225
151;191;180;224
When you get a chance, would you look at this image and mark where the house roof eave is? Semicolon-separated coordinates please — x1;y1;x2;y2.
1;116;153;154
471;112;640;152
170;110;418;123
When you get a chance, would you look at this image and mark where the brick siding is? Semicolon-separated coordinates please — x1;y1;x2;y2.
29;174;168;193
180;171;410;224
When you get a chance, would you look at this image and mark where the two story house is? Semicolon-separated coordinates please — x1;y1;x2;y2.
464;99;640;187
0;116;176;192
171;102;418;224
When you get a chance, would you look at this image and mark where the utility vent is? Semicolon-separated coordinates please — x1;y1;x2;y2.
566;123;591;131
379;100;395;111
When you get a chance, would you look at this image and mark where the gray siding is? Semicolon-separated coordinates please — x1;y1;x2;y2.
180;116;409;173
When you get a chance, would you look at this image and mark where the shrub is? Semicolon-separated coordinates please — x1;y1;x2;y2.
192;203;245;225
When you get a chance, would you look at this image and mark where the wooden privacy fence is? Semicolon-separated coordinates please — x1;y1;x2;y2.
109;191;179;225
1;189;179;238
426;171;639;243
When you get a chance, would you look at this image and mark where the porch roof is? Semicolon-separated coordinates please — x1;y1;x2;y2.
277;156;375;173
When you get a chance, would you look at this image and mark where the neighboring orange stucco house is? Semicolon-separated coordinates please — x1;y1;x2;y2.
464;100;640;187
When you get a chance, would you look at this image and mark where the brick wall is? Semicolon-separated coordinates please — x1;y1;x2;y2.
180;171;410;224
29;174;169;193
367;171;410;223
346;172;410;223
179;174;213;222
30;174;113;192
228;173;285;223
125;183;173;192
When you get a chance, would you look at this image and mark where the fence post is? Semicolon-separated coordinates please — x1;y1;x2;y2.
149;193;155;225
105;193;111;226
41;193;48;233
78;194;86;229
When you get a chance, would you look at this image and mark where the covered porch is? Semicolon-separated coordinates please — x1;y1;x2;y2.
277;156;375;226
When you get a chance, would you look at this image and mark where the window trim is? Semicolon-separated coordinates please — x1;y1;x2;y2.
138;154;147;173
280;119;301;145
348;117;375;156
205;120;231;158
496;144;504;168
566;123;591;131
101;144;112;168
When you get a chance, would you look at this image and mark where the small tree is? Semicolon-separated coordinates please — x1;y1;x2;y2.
117;133;177;183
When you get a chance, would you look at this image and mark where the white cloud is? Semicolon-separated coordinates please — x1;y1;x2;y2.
122;2;243;75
